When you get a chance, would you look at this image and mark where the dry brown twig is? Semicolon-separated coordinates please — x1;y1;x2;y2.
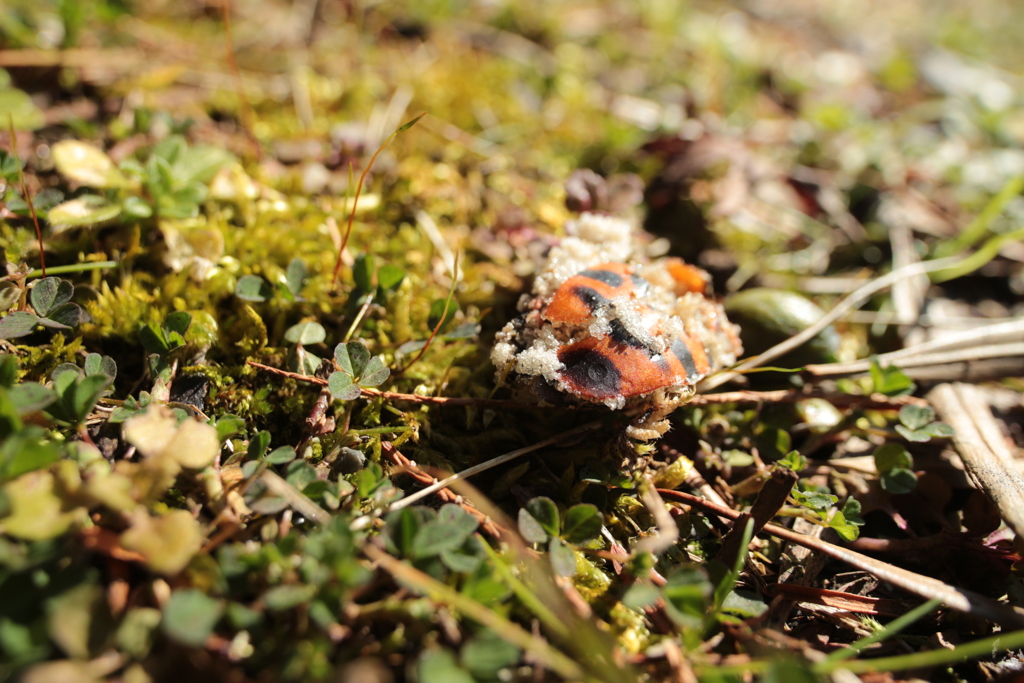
380;441;506;538
929;383;1024;539
698;254;971;391
245;360;923;410
656;488;1024;628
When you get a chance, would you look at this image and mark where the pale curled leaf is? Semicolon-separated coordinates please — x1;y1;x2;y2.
121;509;204;575
51;139;126;188
123;405;219;468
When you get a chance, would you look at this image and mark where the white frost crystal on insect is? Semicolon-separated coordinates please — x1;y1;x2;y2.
491;211;741;426
528;213;637;299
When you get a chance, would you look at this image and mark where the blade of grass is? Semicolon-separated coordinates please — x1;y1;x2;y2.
816;627;1024;675
26;261;118;278
398;251;459;374
365;544;588;681
933;174;1024;259
823;598;942;663
330;112;426;290
930;226;1024;283
478;541;569;639
8;116;45;277
388;420;601;511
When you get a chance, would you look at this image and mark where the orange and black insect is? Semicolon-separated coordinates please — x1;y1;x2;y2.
543;263;649;325
542;262;711;401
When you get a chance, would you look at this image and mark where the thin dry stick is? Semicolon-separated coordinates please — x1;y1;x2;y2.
656;488;1024;628
805;319;1024;377
246;359;517;408
698;255;968;391
805;342;1024;378
259;470;330;525
380;441;506;538
246;359;926;410
929;383;1024;540
330;113;426;290
8;117;44;277
219;0;261;159
388;420;602;511
398;251;460;374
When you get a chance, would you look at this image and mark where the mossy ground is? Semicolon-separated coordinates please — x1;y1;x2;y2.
2;1;1024;682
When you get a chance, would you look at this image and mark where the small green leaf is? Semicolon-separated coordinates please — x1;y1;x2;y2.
0;426;61;480
240;460;261;479
840;497;863;522
920;422;954;438
265;446;297;465
359;356;390;387
0;282;20;313
337;341;371;378
215;415;245;441
418;649;475;683
548;537;577;577
162;589;223;648
721;590;768;618
30;277;73;317
791;489;837;513
285;258;307;296
328;372;362;401
0;150;22;179
284;460;319;490
561;503;603;544
397;112;426;133
0;86;45;130
412;504;479;559
777;450;806;471
662;568;712;628
378;264;405;292
264;584;317;611
522;497;560;541
84;353;117;379
898;404;935;431
71;374;112;421
8;382;55;415
284;321;326;345
40;303;83;329
828;510;861;541
895;424;927;442
353;253;375;292
427;297;458;332
0;311;39;339
47;195;122;231
52;363;82;389
443;322;480;340
235;275;272;302
0;354;17;387
461;631;520;680
874;443;912;472
440;536;484;573
139;322;169;355
30;187;64;212
622;584;661;610
869;357;916;396
881;467;918;494
247;430;271;460
121;195;153;219
175;144;235;185
385;507;432;557
165;311;192;337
